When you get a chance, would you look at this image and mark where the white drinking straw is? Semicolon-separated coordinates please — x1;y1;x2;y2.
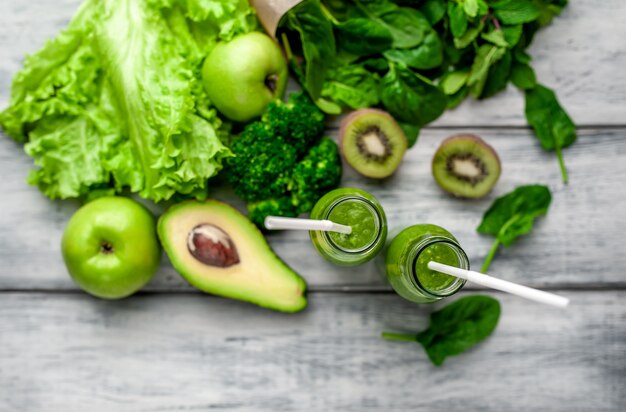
264;216;352;234
427;261;569;308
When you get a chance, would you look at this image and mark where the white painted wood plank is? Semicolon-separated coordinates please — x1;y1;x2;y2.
0;291;623;411
0;0;625;126
1;128;625;291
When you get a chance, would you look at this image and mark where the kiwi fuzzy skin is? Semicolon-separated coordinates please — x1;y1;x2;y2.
432;134;502;199
339;109;408;179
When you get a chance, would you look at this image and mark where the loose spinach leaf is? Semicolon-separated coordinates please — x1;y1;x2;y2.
511;62;537;89
477;184;552;271
525;84;576;183
336;18;393;56
321;65;381;109
492;0;541;25
381;64;447;126
384;30;443;69
383;295;501;366
283;0;336;101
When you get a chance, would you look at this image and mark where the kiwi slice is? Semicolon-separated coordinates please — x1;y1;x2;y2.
432;134;501;198
339;109;408;179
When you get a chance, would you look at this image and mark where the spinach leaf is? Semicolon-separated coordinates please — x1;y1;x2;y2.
419;0;446;25
399;122;421;148
283;0;336;100
477;184;552;272
383;295;501;366
491;0;541;25
381;64;447;126
356;2;430;49
525;84;577;183
336;18;393;56
321;65;381;109
384;30;443;69
511;62;536;89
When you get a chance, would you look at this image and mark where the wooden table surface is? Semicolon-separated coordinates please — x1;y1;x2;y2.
1;1;625;411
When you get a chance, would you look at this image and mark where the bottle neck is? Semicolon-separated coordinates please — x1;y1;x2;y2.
321;196;382;254
403;236;469;299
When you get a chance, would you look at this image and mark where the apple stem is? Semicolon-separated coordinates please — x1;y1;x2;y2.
100;242;114;254
265;74;278;93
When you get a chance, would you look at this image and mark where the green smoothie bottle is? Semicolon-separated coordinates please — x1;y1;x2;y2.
309;188;387;266
385;224;469;303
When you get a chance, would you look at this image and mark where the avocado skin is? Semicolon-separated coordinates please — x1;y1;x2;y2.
158;200;307;313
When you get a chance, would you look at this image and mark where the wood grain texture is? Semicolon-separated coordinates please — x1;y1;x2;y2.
0;291;624;412
1;0;625;126
1;128;625;291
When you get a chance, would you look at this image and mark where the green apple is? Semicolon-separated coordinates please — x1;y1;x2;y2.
61;197;160;299
202;32;288;122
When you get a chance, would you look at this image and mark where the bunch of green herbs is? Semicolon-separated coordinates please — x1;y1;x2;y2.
280;0;575;182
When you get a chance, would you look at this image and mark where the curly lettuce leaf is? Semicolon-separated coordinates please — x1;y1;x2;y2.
0;0;255;201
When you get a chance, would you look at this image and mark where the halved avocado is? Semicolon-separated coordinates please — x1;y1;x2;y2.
158;200;307;312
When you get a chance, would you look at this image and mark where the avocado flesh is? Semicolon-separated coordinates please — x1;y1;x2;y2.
158;200;307;312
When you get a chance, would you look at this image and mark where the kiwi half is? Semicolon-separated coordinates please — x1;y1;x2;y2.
339;109;408;179
432;134;501;198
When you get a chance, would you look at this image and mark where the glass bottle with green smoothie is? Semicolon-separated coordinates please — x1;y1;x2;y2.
384;224;469;303
309;188;387;266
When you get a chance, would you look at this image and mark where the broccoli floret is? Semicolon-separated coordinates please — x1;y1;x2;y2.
227;92;341;229
227;122;297;202
248;197;299;229
290;138;342;214
262;92;326;154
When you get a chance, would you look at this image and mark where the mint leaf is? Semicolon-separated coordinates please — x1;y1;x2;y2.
441;69;470;95
463;0;479;18
492;0;541;25
525;84;576;183
467;44;507;97
481;29;509;47
453;22;484;49
481;50;512;98
447;2;468;38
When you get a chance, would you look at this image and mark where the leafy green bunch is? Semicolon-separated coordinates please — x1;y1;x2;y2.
281;0;575;182
227;92;342;228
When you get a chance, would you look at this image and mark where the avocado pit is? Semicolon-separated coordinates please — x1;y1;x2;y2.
187;224;240;268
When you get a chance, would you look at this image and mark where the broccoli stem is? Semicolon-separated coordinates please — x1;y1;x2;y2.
481;239;501;273
381;332;416;342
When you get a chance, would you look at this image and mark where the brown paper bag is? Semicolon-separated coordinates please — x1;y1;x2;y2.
250;0;304;37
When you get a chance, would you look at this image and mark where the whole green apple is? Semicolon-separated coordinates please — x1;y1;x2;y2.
202;32;288;122
61;197;160;299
